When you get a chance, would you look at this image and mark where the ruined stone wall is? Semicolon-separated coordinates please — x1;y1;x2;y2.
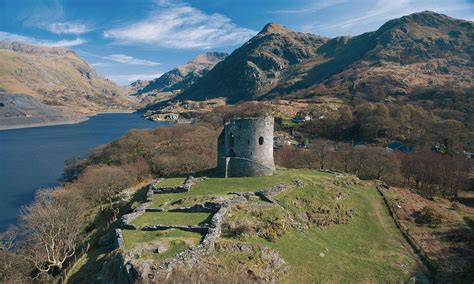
217;116;275;177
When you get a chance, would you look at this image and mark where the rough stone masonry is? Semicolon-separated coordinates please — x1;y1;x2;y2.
216;116;275;177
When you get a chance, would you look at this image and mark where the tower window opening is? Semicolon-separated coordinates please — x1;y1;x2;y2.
259;137;264;145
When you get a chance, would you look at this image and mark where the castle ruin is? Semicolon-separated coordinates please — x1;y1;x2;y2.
216;116;275;177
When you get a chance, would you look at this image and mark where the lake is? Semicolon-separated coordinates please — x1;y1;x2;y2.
0;112;171;231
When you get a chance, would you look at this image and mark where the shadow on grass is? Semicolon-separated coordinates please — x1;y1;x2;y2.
456;195;474;208
129;184;151;206
199;212;216;227
163;167;218;179
67;184;151;283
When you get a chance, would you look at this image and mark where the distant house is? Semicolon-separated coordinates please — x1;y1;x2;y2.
291;117;304;123
386;141;411;154
273;136;292;147
463;151;474;159
291;128;303;138
291;113;312;123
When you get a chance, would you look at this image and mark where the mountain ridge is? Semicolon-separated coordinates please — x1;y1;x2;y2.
172;11;472;104
0;41;136;114
131;52;228;98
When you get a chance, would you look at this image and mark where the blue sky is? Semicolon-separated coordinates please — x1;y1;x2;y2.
1;0;473;85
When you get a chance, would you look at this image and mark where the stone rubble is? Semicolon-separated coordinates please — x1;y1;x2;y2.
168;202;221;213
106;177;302;282
120;194;153;230
114;229;124;249
255;179;304;203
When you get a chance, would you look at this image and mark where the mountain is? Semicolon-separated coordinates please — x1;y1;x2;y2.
277;11;474;101
176;11;473;103
176;24;328;102
132;52;228;97
0;92;84;130
0;41;137;114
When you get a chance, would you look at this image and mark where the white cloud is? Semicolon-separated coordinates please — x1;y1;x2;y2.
78;50;160;67
90;62;111;67
105;54;160;66
0;31;33;42
45;21;90;35
45;38;86;47
107;72;164;85
104;4;256;49
302;0;474;36
269;0;348;14
0;31;86;47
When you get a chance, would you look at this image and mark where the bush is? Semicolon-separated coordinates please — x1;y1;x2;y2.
420;206;445;227
275;145;401;183
400;149;471;198
451;202;462;211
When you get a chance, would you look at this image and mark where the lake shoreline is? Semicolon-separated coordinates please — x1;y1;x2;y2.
0;110;141;131
0;117;89;131
0;112;168;231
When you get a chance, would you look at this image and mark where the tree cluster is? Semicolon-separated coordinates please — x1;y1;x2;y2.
275;143;401;182
294;101;473;153
399;149;471;198
276;143;472;197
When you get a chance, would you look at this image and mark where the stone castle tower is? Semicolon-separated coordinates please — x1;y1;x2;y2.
216;116;275;177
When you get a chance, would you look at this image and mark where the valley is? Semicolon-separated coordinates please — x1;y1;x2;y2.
0;5;472;283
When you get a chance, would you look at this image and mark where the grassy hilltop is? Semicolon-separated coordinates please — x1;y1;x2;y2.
69;169;428;283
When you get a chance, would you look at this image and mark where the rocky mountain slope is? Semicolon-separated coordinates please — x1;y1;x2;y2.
176;11;473;103
176;24;328;103
131;52;228;100
0;41;137;115
0;92;84;130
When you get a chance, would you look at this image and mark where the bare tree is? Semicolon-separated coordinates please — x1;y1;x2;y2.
18;188;86;275
75;165;133;220
400;149;471;198
310;139;334;169
0;226;29;282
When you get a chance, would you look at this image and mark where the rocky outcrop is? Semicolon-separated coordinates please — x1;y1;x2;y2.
96;251;139;283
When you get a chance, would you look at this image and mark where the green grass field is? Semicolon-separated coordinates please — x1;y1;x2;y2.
261;184;421;282
149;170;321;208
217;170;425;282
122;229;203;251
157;177;186;187
132;211;211;228
119;169;425;282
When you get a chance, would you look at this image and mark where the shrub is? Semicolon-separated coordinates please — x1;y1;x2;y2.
420;206;445;227
400;149;471;198
451;202;462;211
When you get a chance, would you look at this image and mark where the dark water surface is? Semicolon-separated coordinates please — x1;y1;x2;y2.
0;113;171;231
